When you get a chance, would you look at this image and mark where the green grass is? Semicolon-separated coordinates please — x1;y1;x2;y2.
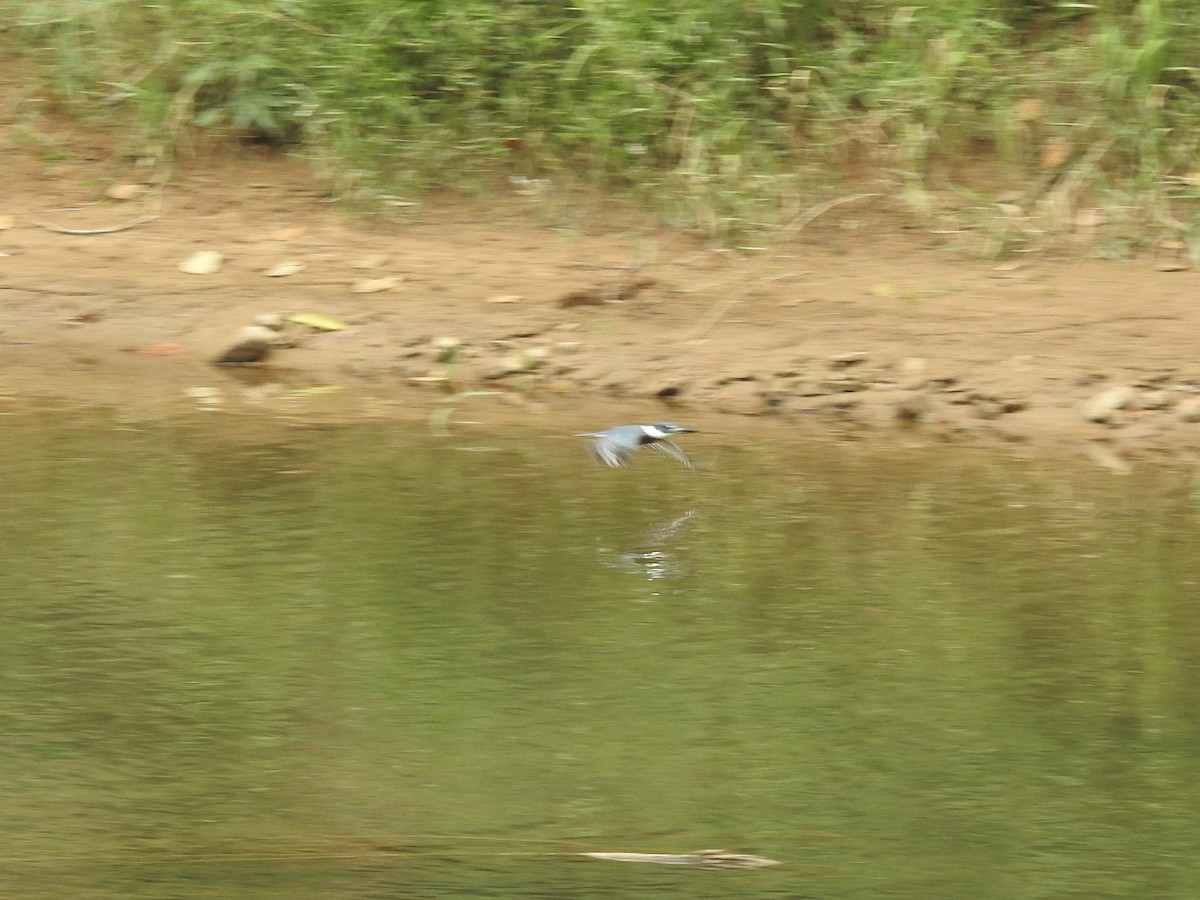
6;0;1200;251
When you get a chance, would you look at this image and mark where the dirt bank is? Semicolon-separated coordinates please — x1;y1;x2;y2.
3;137;1200;468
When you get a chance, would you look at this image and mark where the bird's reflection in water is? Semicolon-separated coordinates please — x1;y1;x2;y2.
599;507;698;580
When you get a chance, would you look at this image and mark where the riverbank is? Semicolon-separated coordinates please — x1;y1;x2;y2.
4;144;1200;470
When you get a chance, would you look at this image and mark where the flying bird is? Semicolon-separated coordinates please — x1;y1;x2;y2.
578;422;697;469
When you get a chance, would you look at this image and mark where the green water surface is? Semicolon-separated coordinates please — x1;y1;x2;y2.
1;411;1198;898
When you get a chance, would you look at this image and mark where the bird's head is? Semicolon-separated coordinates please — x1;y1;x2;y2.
647;422;696;437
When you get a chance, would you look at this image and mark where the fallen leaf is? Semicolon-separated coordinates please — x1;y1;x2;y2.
64;311;103;325
179;250;223;275
1013;98;1046;122
263;261;305;277
288;312;348;331
287;385;345;397
105;183;148;201
1040;137;1071;170
0;214;16;230
486;294;525;304
352;253;390;269
137;341;185;356
556;289;603;308
615;275;656;301
270;226;306;241
351;276;400;294
554;274;655;308
913;287;958;299
183;386;224;408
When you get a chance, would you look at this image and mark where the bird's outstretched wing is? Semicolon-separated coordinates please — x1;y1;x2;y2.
588;438;633;468
647;439;693;468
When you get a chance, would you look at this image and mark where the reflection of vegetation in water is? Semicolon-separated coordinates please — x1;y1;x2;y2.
6;1;1198;248
1;413;1198;898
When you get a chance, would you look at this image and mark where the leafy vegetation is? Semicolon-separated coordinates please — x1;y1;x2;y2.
6;0;1200;250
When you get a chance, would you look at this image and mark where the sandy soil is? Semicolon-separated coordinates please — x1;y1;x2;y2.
4;134;1200;467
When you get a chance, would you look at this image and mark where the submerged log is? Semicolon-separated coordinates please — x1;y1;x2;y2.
581;849;780;869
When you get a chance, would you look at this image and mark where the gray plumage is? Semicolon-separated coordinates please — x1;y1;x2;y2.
578;422;697;469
